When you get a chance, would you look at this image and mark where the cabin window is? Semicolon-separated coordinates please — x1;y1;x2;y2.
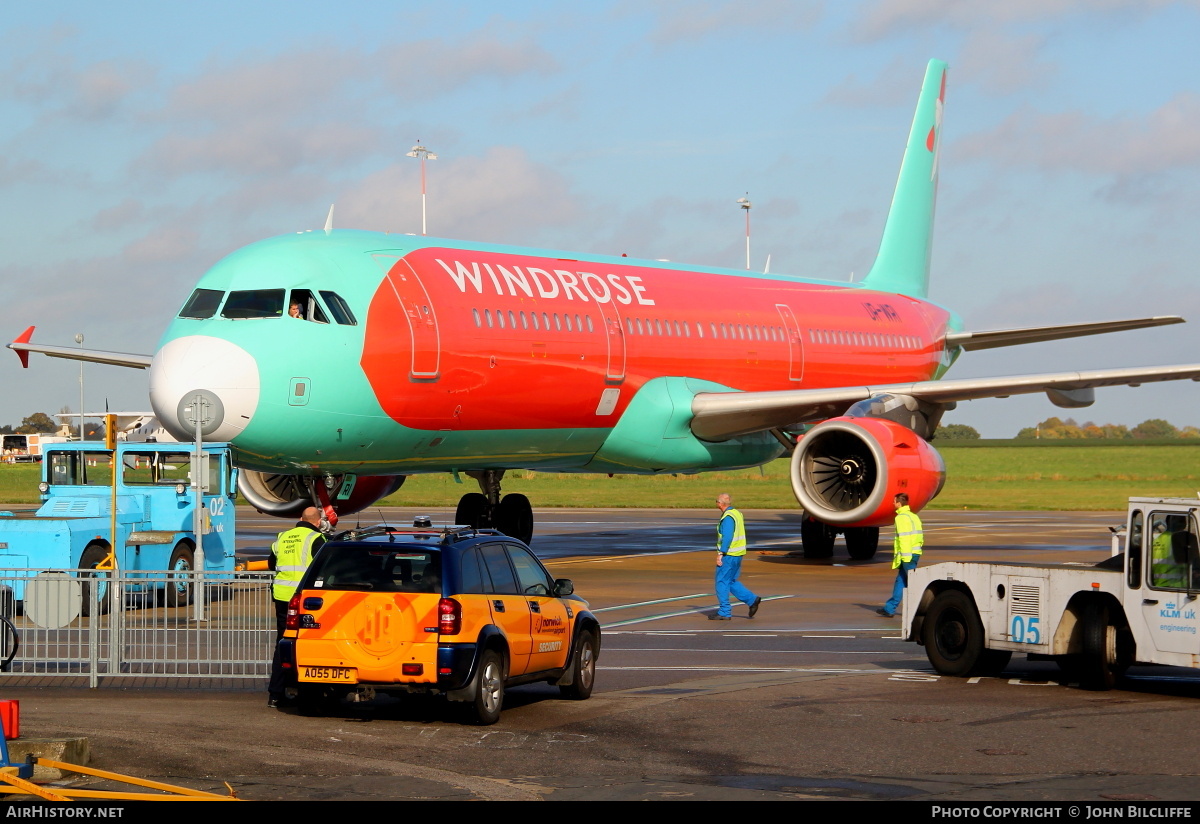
564;314;573;332
520;311;529;330
531;312;539;331
497;310;506;329
320;291;358;325
178;289;223;319
485;310;494;328
1128;509;1143;590
288;289;329;323
553;313;562;331
472;309;481;328
683;322;690;338
696;323;703;338
509;310;517;329
586;315;594;333
221;289;285;319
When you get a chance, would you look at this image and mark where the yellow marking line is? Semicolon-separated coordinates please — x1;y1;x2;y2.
34;758;238;800
0;772;70;801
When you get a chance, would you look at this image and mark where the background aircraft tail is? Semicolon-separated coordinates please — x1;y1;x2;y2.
861;59;947;300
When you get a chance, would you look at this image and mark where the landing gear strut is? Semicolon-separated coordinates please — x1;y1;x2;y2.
455;470;535;545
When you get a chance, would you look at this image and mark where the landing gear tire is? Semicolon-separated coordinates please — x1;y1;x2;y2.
468;649;505;725
922;589;986;677
455;493;489;529
800;518;836;559
844;526;880;560
165;543;195;608
79;544;112;617
496;493;534;545
1079;601;1130;691
559;630;597;701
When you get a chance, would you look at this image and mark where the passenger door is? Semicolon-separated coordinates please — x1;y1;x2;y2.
507;543;572;673
478;543;532;676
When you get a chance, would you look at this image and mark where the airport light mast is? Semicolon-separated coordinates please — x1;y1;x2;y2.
737;195;752;269
75;333;84;440
407;142;438;236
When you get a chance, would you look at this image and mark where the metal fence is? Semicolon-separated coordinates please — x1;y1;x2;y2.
0;568;275;687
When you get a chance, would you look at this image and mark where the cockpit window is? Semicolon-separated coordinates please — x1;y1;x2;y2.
288;290;329;323
320;291;358;326
178;289;224;319
221;289;285;319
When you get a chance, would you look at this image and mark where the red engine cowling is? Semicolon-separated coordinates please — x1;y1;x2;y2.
239;470;405;518
790;416;944;527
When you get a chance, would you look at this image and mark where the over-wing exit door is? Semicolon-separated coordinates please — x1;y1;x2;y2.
372;254;440;381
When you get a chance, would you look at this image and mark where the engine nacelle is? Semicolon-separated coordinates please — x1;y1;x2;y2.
239;470;405;517
790;416;945;527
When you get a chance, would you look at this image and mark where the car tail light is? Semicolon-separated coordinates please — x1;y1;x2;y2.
438;598;461;636
284;594;302;630
402;663;423;676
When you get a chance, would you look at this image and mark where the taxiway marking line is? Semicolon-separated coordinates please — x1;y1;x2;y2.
601;595;795;627
593;594;709;613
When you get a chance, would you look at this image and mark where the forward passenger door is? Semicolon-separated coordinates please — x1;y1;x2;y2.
507;543;571;673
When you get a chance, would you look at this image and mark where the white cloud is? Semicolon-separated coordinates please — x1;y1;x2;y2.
630;0;822;45
853;0;1182;40
957;93;1200;176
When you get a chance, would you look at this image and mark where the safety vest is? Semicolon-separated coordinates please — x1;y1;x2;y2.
271;525;324;601
717;508;747;556
1151;532;1186;588
892;506;924;569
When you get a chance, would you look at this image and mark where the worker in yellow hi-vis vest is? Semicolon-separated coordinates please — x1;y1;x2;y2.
268;506;328;708
878;493;923;617
710;493;762;621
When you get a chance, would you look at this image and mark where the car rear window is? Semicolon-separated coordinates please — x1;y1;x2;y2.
308;545;441;593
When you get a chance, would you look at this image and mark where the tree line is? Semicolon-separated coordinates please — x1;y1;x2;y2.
937;417;1200;441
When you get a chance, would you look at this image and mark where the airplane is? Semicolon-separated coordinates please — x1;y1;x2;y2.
10;59;1200;559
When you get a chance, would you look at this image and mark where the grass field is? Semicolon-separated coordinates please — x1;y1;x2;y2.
2;444;1198;511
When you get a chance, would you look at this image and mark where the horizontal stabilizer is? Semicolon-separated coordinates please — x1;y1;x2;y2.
944;316;1183;352
8;327;151;369
690;363;1200;441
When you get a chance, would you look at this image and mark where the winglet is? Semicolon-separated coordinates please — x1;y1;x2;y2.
324;204;335;235
10;326;34;368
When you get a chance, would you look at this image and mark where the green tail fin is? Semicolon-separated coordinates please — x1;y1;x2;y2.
861;59;947;300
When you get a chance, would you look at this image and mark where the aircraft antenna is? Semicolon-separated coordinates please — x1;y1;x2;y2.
324;204;335;235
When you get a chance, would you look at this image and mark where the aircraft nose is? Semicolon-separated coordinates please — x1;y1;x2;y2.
149;336;261;442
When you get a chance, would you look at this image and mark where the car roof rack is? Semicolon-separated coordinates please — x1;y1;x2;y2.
331;522;505;543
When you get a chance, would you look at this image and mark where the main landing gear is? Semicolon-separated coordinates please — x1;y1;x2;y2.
455;469;535;545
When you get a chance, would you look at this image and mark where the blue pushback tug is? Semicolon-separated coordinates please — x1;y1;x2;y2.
0;441;237;603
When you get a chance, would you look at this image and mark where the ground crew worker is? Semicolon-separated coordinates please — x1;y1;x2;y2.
710;493;762;620
268;506;327;707
1150;520;1187;588
877;493;923;617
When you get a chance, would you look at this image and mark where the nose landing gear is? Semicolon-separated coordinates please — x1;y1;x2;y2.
455;470;535;545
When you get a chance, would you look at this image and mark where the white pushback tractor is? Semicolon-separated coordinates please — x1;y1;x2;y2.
903;497;1200;689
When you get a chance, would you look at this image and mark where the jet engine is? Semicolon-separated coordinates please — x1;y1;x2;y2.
790;416;945;528
239;470;405;518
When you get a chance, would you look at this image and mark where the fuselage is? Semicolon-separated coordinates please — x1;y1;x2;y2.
149;230;960;476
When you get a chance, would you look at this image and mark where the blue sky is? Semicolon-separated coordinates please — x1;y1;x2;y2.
2;0;1200;437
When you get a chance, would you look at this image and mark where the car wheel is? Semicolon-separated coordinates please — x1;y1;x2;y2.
469;649;505;725
1079;601;1129;691
922;589;986;677
559;630;597;700
79;544;112;617
165;543;195;608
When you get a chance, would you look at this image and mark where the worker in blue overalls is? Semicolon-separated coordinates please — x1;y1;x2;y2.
711;493;763;620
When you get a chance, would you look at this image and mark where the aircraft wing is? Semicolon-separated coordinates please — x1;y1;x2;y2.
7;327;151;369
944;316;1183;352
689;364;1200;441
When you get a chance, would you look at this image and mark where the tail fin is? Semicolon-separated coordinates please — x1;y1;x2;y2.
861;59;947;300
